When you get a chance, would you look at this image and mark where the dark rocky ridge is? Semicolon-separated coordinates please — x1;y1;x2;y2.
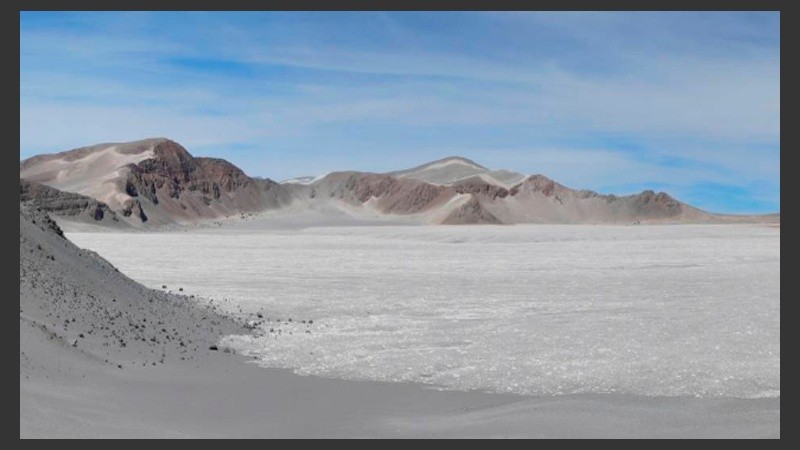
20;179;122;225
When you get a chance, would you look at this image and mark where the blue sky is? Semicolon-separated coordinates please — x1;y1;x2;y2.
20;12;779;213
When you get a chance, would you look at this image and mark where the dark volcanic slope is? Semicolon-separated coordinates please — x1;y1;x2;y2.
19;203;244;375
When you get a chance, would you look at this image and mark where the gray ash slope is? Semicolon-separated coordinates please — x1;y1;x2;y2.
19;203;245;377
20;139;778;226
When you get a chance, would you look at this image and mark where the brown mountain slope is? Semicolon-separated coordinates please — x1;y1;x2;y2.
20;138;291;227
21;138;776;226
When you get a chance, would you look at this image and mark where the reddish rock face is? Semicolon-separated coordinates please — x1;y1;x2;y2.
194;158;254;192
112;139;284;223
452;178;510;199
125;140;257;207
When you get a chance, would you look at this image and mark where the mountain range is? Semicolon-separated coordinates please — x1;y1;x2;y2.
19;137;777;228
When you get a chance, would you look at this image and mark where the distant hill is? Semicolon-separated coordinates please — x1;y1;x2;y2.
20;138;779;227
